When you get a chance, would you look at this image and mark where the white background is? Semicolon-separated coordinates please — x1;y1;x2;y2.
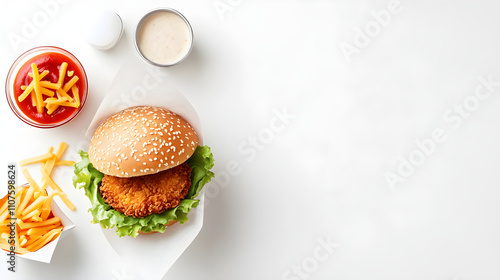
1;0;500;279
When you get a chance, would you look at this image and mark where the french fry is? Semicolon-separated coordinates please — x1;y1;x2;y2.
57;62;68;87
31;63;44;113
21;169;40;192
27;222;61;236
31;91;37;107
19;235;27;245
22;168;40;192
21;196;46;217
55;160;76;166
40;87;55;97
54;192;75;211
20;239;27;247
27;70;49;79
55;142;68;161
44;97;68;105
39;80;60;90
0;233;9;241
26;228;61;252
0;196;8;216
47;104;59;115
72;85;80;106
39;209;51;221
40;190;72;219
20;153;54;166
33;191;44;200
39;168;63;193
41;142;67;188
0;211;9;226
39;172;75;211
42;191;58;209
41;159;56;190
53;101;79;108
39;190;57;221
15;184;27;197
18;217;60;230
22;209;42;222
41;146;55;178
55;88;74;102
21;234;42;248
62;75;79;93
18;71;49;102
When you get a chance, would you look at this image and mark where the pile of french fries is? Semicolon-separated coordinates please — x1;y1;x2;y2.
0;142;76;254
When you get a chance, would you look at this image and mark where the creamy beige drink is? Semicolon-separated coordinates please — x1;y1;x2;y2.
137;10;193;66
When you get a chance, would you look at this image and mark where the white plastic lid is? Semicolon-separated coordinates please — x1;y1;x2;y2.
85;10;123;50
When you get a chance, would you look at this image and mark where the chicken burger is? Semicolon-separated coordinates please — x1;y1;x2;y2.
73;106;214;237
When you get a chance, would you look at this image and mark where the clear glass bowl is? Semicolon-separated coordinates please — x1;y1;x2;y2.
5;46;88;129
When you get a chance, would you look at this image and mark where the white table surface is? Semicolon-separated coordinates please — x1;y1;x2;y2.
1;0;500;279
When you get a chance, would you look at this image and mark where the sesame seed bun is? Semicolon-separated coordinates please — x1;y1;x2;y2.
88;106;199;177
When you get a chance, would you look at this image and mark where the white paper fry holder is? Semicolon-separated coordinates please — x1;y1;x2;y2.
85;56;208;279
0;185;75;264
17;200;75;263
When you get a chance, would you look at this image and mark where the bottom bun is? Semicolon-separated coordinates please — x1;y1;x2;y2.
138;220;178;235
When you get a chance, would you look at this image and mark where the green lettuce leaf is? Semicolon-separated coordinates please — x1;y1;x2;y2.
73;146;214;237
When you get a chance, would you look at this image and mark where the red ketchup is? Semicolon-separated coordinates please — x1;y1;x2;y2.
13;52;85;125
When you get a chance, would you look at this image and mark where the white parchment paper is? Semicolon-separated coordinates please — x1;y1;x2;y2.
86;57;205;280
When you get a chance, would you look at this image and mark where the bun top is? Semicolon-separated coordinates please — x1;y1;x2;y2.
88;106;198;177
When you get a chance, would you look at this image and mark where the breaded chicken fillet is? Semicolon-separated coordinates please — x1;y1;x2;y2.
80;106;214;237
99;163;192;218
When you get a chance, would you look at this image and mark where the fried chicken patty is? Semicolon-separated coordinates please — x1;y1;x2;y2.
99;163;192;218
